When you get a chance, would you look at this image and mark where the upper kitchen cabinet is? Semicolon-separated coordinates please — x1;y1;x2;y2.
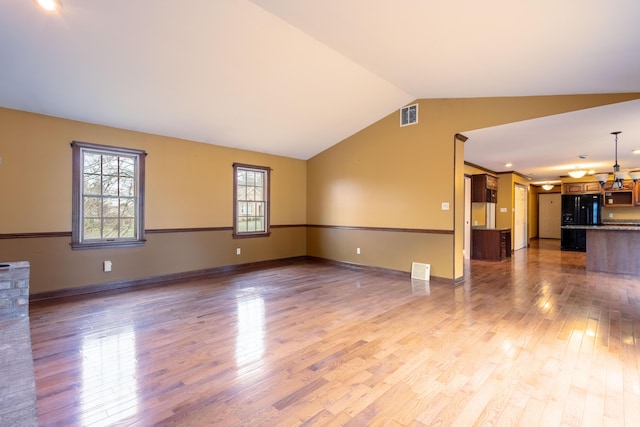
564;182;602;194
471;174;498;203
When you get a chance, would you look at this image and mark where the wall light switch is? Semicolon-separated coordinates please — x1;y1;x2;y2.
441;202;450;210
103;260;112;272
236;248;241;255
356;247;361;254
609;213;614;218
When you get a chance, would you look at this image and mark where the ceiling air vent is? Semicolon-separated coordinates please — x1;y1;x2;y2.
400;104;418;127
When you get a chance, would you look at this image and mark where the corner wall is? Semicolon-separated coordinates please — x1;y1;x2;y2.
307;94;640;280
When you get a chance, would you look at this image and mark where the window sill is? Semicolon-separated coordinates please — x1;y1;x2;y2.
232;232;271;239
70;240;146;250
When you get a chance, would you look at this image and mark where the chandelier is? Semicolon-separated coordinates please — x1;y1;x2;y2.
596;131;640;190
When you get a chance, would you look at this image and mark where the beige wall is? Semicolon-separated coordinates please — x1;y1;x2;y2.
307;93;640;280
0;108;307;294
495;173;535;248
3;92;640;293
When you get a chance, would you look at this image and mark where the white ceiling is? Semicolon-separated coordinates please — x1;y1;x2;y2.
1;1;639;180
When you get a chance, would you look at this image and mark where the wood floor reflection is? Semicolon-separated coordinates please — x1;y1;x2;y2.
30;239;640;426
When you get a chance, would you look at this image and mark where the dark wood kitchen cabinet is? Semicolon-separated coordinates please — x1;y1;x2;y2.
471;228;511;261
471;174;498;203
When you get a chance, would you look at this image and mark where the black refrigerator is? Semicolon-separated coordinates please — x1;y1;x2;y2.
561;194;602;251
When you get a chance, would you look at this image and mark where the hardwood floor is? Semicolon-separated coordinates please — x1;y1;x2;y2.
29;240;640;426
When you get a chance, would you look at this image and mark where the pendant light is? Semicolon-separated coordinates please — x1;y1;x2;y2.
596;131;640;189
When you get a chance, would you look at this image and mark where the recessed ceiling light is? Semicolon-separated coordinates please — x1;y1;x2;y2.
34;0;62;12
633;149;640;155
504;163;512;168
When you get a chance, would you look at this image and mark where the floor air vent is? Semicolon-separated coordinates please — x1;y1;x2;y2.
411;262;430;281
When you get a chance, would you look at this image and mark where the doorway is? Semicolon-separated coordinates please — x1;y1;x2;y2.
514;184;528;250
538;192;561;239
464;176;471;259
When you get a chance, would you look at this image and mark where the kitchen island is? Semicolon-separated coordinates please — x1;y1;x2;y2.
562;223;640;275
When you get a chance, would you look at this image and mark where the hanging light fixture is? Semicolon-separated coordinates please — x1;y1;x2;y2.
568;167;586;179
567;154;587;178
541;183;554;191
595;131;640;189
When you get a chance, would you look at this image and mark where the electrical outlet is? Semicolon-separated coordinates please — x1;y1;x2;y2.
103;260;112;272
236;248;241;255
609;213;614;218
356;247;361;254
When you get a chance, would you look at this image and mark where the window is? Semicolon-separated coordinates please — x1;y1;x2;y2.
400;103;418;126
71;141;146;249
233;163;270;238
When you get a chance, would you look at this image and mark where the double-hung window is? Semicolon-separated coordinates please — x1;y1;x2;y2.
233;163;270;238
71;141;146;249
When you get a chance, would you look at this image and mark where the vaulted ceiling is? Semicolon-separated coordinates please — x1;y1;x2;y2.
1;1;639;182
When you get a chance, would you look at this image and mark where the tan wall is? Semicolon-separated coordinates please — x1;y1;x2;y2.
307;94;640;280
0;108;307;294
306;227;452;278
3;93;640;292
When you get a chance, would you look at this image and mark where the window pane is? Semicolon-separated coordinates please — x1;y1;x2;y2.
102;175;119;196
119;157;135;178
84;153;102;174
119;218;135;238
246;172;255;186
254;187;263;201
103;218;119;239
83;218;102;240
83;174;101;195
120;177;135;197
237;186;246;200
103;198;119;218
237;170;246;185
246;188;255;201
102;155;119;176
83;196;102;218
120;198;136;218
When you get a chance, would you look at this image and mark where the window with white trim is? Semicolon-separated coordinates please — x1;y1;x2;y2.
71;141;146;249
400;103;418;126
233;163;270;238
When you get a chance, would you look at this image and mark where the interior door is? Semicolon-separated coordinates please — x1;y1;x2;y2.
539;193;561;239
514;184;528;250
464;176;471;259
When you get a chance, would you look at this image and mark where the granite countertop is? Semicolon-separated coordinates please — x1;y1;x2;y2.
562;223;640;230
